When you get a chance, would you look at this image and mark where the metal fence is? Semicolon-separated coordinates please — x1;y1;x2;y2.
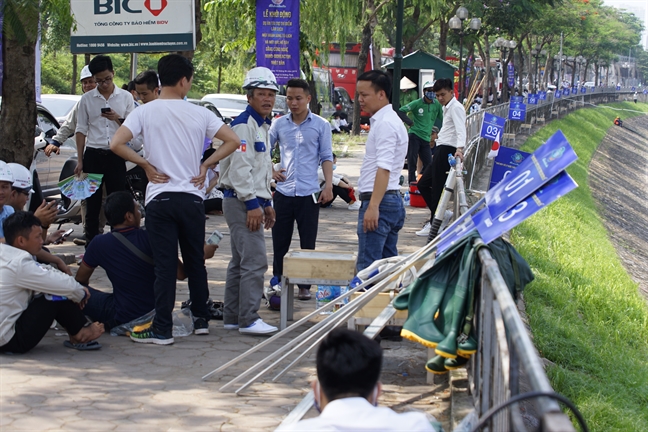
462;86;635;191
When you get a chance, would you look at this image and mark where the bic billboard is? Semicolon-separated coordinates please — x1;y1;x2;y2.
70;0;196;53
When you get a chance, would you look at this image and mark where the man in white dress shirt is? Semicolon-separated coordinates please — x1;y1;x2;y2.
75;55;135;246
275;328;436;431
354;70;408;271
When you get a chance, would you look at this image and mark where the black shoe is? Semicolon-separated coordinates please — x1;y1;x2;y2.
193;317;209;335
130;327;174;345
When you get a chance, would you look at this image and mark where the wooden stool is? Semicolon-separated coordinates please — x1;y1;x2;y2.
280;250;357;330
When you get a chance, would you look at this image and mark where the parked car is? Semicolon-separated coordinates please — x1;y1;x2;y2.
273;95;288;117
187;99;229;123
584;81;595;88
40;94;82;124
201;94;249;120
333;87;354;119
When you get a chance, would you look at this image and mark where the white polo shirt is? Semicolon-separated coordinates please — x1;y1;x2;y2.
435;97;466;149
357;104;408;194
75;86;135;149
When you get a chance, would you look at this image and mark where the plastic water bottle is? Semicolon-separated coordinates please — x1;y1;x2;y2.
404;191;410;206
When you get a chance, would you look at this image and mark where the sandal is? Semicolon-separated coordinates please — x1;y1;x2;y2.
64;340;102;351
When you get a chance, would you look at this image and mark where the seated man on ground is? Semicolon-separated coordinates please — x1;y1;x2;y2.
0;211;103;354
317;154;360;210
75;191;217;331
276;328;436;431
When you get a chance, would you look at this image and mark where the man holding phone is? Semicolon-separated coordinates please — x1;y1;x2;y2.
75;55;135;247
269;79;333;300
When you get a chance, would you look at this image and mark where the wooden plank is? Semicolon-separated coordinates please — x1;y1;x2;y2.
351;292;408;320
283;249;357;280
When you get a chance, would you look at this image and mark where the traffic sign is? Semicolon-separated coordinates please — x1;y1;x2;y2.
480;113;506;141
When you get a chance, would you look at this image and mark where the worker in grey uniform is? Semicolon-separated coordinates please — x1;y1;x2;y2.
218;67;279;336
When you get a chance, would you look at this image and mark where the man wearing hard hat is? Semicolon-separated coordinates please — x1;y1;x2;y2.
399;81;443;185
218;66;279;336
0;161;16;243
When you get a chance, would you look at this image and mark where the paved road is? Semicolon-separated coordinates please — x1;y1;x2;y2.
1;149;452;431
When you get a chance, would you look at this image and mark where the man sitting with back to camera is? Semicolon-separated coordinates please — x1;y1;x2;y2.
75;191;217;331
0;211;104;353
276;328;436;431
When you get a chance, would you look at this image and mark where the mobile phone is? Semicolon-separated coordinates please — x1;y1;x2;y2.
206;229;224;245
312;191;321;204
55;228;74;244
101;107;111;113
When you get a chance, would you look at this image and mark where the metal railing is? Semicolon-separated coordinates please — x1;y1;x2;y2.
462;86;635;190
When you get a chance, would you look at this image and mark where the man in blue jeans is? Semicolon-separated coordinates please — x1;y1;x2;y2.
110;54;240;344
354;71;408;271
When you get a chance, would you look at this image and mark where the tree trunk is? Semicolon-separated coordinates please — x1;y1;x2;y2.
0;10;39;167
85;53;91;65
352;0;378;136
477;33;490;109
438;19;449;60
71;54;78;95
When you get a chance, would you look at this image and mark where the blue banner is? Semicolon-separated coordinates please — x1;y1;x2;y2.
538;91;547;100
489;146;531;190
616;85;621;91
580;86;587;93
644;89;648;95
476;171;578;244
554;90;561;99
507;63;515;88
527;94;538;105
571;86;577;94
508;102;526;121
480;113;506;141
562;88;570;96
631;86;636;91
485;129;577;218
256;0;300;85
510;96;523;103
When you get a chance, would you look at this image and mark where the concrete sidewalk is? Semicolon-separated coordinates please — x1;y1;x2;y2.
1;149;452;431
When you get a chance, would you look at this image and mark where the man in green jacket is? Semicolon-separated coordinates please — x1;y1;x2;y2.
399;81;443;184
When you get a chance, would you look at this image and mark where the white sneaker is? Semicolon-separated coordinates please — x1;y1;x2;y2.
224;323;239;330
348;201;361;210
239;319;278;335
416;221;431;237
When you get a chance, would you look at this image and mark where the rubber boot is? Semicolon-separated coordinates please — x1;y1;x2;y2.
425;355;449;375
400;256;461;348
444;354;470;370
435;247;476;359
457;335;477;357
393;278;420;310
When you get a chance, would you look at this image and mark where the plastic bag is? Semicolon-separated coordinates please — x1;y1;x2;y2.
352;256;419;293
109;308;194;337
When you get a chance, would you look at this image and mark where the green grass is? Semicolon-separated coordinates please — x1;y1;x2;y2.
511;102;648;431
332;133;367;157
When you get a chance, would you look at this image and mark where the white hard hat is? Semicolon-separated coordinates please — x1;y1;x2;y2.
8;163;34;193
243;67;279;91
0;160;15;184
80;65;93;81
423;81;435;90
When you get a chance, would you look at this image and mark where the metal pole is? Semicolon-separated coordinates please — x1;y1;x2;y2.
391;0;405;109
130;53;138;80
558;32;563;85
459;33;464;102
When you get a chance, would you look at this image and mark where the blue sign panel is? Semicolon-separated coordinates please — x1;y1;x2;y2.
508;102;526;121
555;90;561;99
489;146;531;190
571;86;578;94
475;171;578;244
631;86;636;91
580;86;587;93
527;94;538;105
616;85;621;91
644;89;648;95
507;64;515;88
510;96;523;103
256;0;300;84
480;113;506;141
485;129;578;219
538;91;547;100
563;88;570;96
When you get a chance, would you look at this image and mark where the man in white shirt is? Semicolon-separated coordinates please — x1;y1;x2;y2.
0;211;104;354
355;70;408;271
75;55;135;246
110;54;240;345
415;78;466;242
275;328;436;431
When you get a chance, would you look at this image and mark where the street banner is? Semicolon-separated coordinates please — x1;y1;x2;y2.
507;63;515;88
527;94;538;105
591;86;595;92
256;0;300;85
538;91;547;100
643;89;648;95
488;146;531;189
631;86;636;91
508;101;526;121
580;86;587;93
571;86;577;94
562;88;570;96
554;90;561;99
475;171;578;244
510;96;523;103
436;129;578;254
70;0;196;53
616;85;621;90
480;113;506;141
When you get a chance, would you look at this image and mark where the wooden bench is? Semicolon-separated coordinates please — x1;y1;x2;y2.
520;124;532;134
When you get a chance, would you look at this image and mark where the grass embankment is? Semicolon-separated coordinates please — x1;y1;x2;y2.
511;102;648;430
